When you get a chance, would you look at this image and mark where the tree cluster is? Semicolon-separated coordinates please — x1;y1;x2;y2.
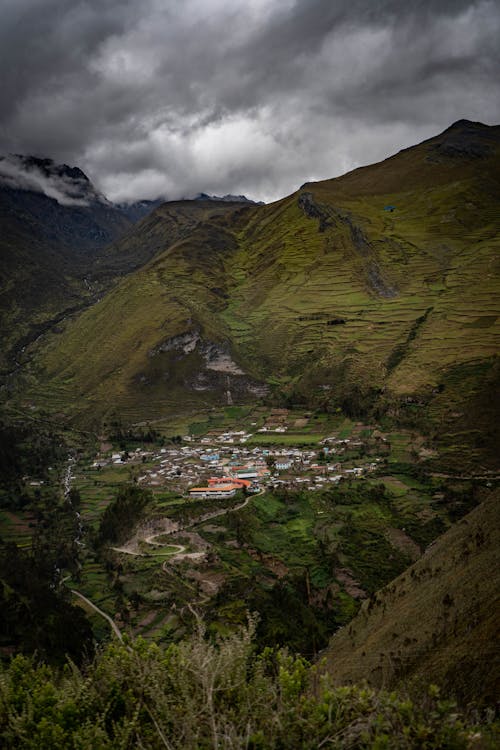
96;485;153;547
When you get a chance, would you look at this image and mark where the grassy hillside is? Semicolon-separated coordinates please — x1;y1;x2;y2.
12;121;500;467
19;202;261;429
0;182;134;372
323;488;500;706
0;172;245;375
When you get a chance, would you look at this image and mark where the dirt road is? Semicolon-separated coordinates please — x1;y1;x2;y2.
71;589;123;641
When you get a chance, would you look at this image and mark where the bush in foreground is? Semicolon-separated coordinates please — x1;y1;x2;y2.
0;618;497;748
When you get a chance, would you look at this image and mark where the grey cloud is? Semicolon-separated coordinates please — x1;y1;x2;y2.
0;0;499;203
0;154;106;206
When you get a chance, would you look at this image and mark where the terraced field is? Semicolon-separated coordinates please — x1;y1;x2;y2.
0;509;34;549
13;120;499;472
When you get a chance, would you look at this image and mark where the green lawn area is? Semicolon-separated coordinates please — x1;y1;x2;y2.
247;432;323;445
387;432;413;462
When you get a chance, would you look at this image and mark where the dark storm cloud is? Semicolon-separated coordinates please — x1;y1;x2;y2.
0;0;499;203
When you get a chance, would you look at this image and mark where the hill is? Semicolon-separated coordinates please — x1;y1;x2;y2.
0;156;250;376
0;155;133;371
322;488;500;706
8;121;500;468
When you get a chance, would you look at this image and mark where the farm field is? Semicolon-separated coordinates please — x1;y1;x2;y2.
26;406;488;654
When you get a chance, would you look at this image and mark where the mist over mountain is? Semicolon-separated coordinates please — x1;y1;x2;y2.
0;154;109;208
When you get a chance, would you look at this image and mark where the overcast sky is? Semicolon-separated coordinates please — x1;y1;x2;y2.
1;0;499;204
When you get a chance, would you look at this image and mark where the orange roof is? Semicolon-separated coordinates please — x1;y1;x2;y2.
209;477;251;487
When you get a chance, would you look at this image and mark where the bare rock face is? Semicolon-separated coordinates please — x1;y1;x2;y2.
150;331;201;357
297;191;332;232
199;342;245;375
145;329;268;403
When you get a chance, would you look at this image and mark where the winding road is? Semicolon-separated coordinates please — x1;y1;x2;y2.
111;489;257;560
71;589;123;641
71;490;262;634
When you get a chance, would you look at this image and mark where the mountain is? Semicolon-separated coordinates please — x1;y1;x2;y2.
7;121;500;469
0;155;132;371
116;198;165;223
322;488;500;706
0;154;111;207
0;157;178;372
191;192;264;205
0;155;268;375
94;197;257;280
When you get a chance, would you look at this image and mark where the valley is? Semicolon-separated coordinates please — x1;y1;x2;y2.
2;403;492;663
5;121;498;480
2;0;500;740
0;120;499;742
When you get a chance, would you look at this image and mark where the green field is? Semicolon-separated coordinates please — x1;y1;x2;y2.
247;432;323;445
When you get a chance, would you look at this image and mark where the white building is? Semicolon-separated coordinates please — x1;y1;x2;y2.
189;484;238;500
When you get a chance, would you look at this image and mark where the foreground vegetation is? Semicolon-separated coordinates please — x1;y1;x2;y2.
1;619;498;749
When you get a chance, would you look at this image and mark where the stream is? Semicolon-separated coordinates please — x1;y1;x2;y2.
63;454;84;548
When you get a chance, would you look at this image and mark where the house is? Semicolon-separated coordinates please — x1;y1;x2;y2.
276;460;292;470
310;463;327;473
188;484;239;499
208;477;251;489
232;468;259;479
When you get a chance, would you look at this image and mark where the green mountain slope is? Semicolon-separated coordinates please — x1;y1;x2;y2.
0;166;132;372
322;488;500;706
0;165;250;379
14;121;500;466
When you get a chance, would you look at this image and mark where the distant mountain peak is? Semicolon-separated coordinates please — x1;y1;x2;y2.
446;118;487;131
427;118;499;161
116;197;165;222
191;192;264;205
15;155;91;183
0;153;109;207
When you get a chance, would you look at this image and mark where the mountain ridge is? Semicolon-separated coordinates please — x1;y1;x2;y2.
5;121;500;470
0;154;267;372
322;488;500;705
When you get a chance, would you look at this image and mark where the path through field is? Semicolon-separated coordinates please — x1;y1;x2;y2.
71;589;123;641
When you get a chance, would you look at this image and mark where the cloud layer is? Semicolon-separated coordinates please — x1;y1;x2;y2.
1;0;499;203
0;154;107;206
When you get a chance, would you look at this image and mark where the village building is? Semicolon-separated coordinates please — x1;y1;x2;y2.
208;477;251;489
188;483;240;500
228;464;270;480
275;460;292;470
